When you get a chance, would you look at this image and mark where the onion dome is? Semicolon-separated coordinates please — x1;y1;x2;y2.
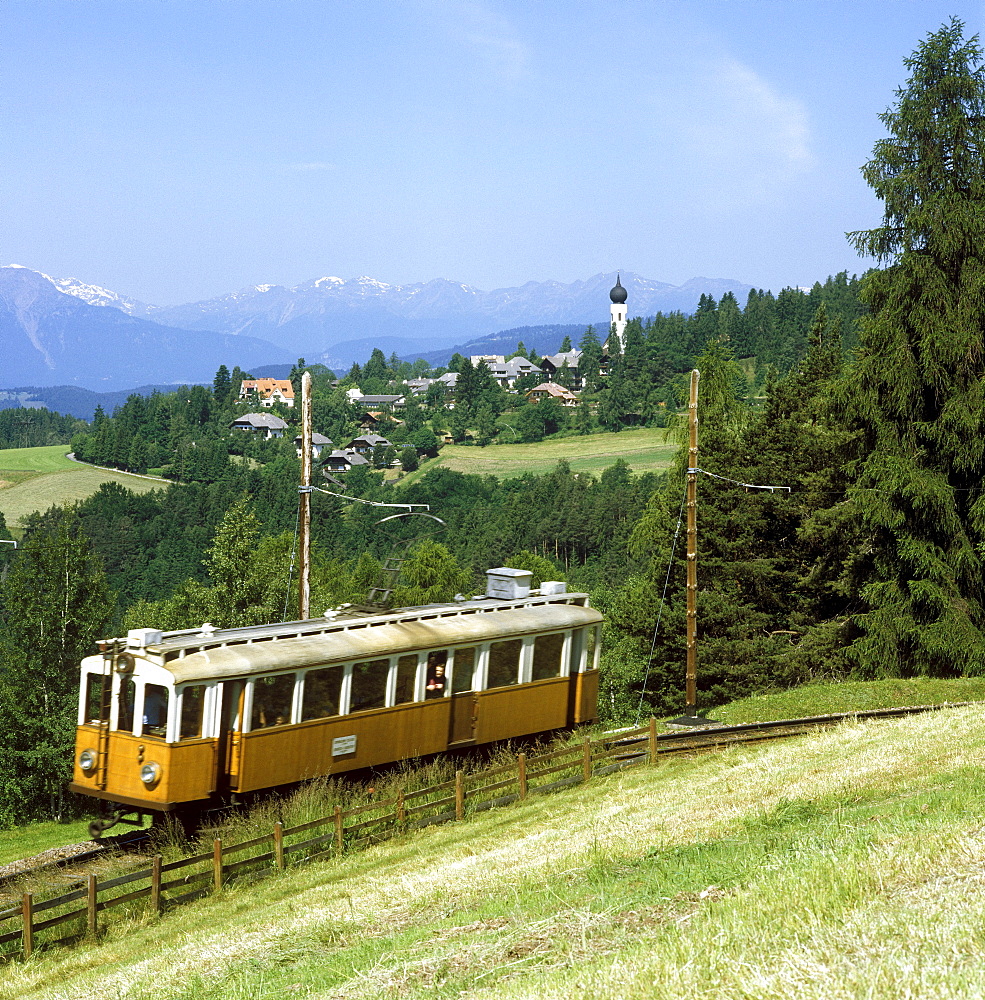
609;273;628;304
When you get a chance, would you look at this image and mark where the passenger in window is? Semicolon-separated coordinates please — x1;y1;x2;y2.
143;686;167;731
425;652;447;699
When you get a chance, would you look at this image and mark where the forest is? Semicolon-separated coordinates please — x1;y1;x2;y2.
0;20;983;823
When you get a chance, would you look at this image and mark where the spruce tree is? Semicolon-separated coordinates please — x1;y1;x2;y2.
844;19;985;675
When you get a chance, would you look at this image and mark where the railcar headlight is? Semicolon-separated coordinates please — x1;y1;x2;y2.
140;762;162;786
79;749;97;774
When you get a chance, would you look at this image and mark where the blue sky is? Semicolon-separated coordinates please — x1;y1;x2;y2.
2;0;983;305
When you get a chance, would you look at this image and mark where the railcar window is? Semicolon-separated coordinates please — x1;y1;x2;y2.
394;654;418;705
532;632;565;680
143;684;168;737
452;647;475;694
118;677;136;732
302;666;343;721
179;685;207;740
251;674;295;729
487;639;522;689
84;674;110;724
586;626;599;670
425;650;448;699
350;659;389;712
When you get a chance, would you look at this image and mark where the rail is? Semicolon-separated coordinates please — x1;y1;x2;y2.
0;702;962;961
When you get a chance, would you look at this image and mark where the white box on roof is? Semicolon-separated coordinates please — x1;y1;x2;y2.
486;567;533;599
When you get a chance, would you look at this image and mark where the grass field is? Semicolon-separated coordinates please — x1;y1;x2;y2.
10;688;985;998
402;427;677;484
0;445;164;529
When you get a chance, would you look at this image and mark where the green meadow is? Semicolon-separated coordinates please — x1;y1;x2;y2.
0;446;163;529
403;426;677;484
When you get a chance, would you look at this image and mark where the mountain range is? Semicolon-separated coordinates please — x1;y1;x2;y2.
1;264;754;394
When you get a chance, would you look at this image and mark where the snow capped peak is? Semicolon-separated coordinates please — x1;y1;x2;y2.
51;276;141;314
313;276;344;287
254;284;275;293
3;263;29;269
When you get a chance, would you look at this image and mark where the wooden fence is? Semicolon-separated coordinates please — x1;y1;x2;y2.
2;719;662;961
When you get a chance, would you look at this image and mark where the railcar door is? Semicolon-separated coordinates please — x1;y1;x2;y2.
215;680;245;795
448;646;478;745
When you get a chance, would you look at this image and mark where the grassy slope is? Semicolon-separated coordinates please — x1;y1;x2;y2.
13;681;985;999
401;427;676;484
0;446;162;528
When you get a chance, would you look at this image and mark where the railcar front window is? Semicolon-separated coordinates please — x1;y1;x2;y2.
143;684;168;737
350;659;389;712
118;678;136;732
302;666;343;721
394;654;418;705
252;674;295;729
532;632;565;680
180;685;207;740
487;639;522;689
452;647;475;693
84;674;110;725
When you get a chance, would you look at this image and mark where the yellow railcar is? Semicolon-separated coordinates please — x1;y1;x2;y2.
69;573;601;834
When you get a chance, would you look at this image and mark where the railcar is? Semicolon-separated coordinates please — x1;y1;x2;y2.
69;570;602;834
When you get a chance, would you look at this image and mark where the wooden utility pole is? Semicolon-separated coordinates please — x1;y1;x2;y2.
685;369;700;715
298;371;312;620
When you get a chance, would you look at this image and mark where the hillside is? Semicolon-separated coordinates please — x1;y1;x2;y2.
0;446;163;530
12;701;985;998
403;427;676;482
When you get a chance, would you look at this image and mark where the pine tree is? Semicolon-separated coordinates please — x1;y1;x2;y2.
844;19;985;676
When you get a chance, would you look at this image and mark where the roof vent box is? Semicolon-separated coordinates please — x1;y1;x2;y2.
128;628;162;649
486;568;533;600
540;581;567;595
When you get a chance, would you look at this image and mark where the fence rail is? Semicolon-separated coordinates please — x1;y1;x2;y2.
3;720;663;961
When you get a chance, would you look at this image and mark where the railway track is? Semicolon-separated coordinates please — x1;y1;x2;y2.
603;702;972;767
0;829;151;897
1;702;971;891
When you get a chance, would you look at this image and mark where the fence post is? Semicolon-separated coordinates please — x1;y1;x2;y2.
583;737;592;783
518;753;527;801
649;716;658;765
213;838;223;893
334;805;344;851
274;822;285;870
455;770;464;821
396;789;405;827
21;894;32;960
87;874;98;936
151;855;162;914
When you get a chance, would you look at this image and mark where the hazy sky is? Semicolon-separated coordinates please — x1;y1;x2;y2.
2;0;983;305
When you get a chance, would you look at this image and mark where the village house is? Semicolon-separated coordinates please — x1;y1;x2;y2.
540;350;583;389
344;433;392;454
293;433;333;460
229;413;289;438
526;383;580;407
488;357;543;388
321;449;370;473
238;379;295;408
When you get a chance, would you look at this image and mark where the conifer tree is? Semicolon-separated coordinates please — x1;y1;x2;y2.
0;510;112;820
842;19;985;676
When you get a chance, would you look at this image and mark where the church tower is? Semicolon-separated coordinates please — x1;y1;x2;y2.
609;273;628;352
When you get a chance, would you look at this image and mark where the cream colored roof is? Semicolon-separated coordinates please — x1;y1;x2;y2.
165;604;602;684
